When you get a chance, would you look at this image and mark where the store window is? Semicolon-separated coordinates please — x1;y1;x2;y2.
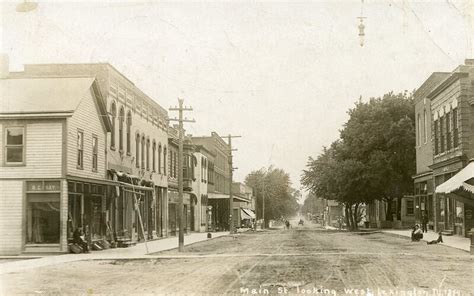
5;126;25;165
26;181;61;244
455;201;464;224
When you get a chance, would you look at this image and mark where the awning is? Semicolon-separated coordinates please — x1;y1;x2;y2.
242;208;256;219
240;209;252;220
435;162;474;194
208;192;249;203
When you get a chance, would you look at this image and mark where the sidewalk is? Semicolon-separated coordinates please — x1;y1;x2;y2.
0;232;229;275
381;229;470;252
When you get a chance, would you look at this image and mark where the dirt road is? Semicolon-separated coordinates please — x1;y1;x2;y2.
1;225;472;295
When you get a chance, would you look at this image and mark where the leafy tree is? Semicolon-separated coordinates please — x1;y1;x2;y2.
245;166;299;226
302;91;415;228
339;91;415;220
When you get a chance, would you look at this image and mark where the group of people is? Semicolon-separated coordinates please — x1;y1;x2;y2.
411;223;443;245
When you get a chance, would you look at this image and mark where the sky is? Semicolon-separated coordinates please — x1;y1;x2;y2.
1;0;473;193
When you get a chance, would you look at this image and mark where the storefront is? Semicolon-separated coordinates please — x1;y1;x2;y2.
167;190;191;236
435;161;474;237
25;180;62;252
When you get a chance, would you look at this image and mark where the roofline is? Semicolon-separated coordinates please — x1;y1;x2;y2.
427;72;469;99
0;112;73;119
22;63;168;116
413;72;450;100
91;80;113;132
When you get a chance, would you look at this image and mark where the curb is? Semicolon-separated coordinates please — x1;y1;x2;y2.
380;231;469;253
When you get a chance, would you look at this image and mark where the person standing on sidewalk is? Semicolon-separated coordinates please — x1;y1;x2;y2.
421;211;428;233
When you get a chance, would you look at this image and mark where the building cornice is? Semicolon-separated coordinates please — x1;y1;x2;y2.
427;72;469;99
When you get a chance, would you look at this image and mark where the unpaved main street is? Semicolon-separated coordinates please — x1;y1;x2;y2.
1;225;472;295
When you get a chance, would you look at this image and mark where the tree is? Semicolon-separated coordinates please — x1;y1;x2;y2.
245;166;299;226
301;144;372;230
302;91;415;228
339;91;415;220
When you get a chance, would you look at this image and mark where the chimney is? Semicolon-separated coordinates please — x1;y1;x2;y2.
0;54;9;78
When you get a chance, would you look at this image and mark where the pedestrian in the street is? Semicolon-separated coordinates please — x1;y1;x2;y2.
421;211;428;233
411;224;423;242
285;220;290;229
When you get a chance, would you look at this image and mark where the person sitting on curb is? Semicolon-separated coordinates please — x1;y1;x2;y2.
411;224;423;242
427;232;444;245
73;227;89;253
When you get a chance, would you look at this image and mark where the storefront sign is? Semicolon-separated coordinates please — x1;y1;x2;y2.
27;181;60;192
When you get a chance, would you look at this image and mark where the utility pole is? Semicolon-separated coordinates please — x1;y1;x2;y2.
262;179;265;229
222;135;241;234
169;99;194;252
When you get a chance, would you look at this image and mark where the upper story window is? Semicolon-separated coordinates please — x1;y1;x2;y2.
417;113;421;147
141;136;145;169
119;107;124;151
163;146;167;175
434;119;439;155
92;135;98;172
152;141;156;172
126;111;132;154
453;108;459;148
5;126;25;165
158;144;162;174
77;130;84;169
423;110;427;144
146;138;150;171
110;102;117;149
135;133;140;168
446;111;451;151
440;115;445;153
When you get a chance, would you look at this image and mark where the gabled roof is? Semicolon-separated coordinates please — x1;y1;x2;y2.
0;77;111;131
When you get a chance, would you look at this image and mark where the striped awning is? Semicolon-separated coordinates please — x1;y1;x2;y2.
435;162;474;194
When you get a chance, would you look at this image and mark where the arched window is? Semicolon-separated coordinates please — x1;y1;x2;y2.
158;144;162;174
110;102;117;148
126;111;132;154
146;138;150;171
163;146;167;175
141;135;145;169
135;133;140;168
119;107;124;151
152;141;156;172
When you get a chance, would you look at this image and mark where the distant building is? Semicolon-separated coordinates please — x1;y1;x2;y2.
192;132;231;231
232;182;256;228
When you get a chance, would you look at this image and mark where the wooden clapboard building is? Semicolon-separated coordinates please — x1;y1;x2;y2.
10;63;170;245
0;75;112;255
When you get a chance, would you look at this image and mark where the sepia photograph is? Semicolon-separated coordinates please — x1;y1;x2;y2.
0;0;473;295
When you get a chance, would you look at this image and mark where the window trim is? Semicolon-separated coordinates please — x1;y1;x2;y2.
4;125;26;166
77;129;84;170
110;101;117;150
92;134;98;172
